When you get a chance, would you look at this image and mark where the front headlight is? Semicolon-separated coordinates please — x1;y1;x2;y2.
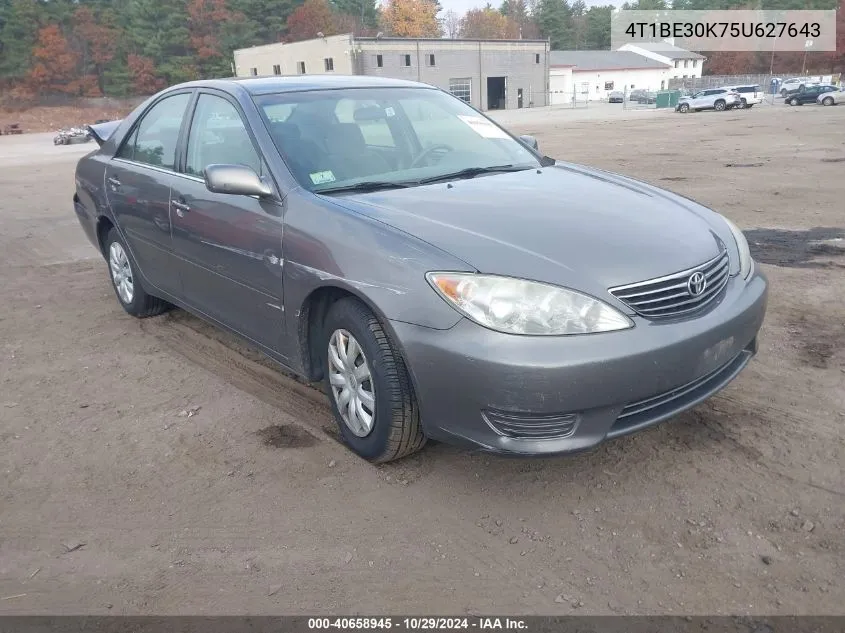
721;216;754;279
426;273;634;336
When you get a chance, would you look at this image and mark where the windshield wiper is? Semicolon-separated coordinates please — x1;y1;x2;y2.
316;181;414;195
416;164;533;185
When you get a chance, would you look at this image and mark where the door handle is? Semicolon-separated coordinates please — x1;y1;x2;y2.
107;176;121;189
171;200;191;217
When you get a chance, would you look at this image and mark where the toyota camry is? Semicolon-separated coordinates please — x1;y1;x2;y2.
73;75;768;463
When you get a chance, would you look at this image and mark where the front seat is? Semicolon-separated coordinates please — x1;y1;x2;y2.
268;121;324;184
322;123;391;180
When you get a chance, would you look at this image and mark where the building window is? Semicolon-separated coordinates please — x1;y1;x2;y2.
604;81;614;90
250;67;258;76
426;53;435;66
324;57;334;71
661;80;665;89
449;78;471;103
629;84;635;89
402;54;411;67
375;54;383;68
272;64;281;75
683;74;688;79
535;53;540;63
684;59;689;68
692;60;698;68
674;60;679;68
297;61;306;74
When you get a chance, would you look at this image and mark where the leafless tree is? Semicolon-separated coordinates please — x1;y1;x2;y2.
442;10;461;38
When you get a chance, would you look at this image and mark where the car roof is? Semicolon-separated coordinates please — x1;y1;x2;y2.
163;74;433;97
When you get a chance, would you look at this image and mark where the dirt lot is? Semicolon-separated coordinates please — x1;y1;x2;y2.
0;104;843;615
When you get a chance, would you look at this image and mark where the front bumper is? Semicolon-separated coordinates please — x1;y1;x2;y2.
391;270;768;456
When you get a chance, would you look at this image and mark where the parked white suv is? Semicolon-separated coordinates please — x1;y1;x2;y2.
779;77;821;97
676;88;742;113
725;84;763;108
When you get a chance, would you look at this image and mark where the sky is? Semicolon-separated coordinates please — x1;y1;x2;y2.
437;0;624;16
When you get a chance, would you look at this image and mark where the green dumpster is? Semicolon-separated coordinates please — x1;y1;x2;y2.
655;90;682;109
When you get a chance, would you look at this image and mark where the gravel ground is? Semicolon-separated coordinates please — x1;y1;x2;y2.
0;103;843;615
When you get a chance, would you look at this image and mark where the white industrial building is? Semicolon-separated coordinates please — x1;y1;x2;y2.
617;42;706;81
549;50;671;103
549;42;706;103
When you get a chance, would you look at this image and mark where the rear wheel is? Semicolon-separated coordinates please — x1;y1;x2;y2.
104;228;170;318
322;297;426;463
822;96;835;106
714;99;726;111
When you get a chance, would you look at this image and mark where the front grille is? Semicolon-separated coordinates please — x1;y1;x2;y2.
609;249;730;319
482;409;578;440
608;347;752;438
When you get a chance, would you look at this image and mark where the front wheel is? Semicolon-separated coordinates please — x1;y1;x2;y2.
104;228;170;318
678;103;690;113
822;96;834;106
714;100;726;111
323;298;426;463
790;97;800;106
739;98;747;108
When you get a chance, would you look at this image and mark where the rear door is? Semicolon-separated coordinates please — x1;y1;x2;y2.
169;90;285;352
105;91;192;297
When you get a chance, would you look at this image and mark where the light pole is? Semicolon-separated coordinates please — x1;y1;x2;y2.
801;39;813;76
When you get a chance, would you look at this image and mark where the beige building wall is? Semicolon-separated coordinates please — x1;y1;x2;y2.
233;34;354;77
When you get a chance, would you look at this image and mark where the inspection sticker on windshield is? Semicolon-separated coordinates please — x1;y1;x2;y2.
457;115;510;139
309;170;336;185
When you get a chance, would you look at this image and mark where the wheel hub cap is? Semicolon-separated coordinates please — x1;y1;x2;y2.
328;329;375;437
108;241;134;304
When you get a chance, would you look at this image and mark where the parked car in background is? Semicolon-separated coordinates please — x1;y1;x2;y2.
780;77;821;97
817;86;844;106
608;91;624;103
725;84;763;108
73;75;767;463
785;84;839;105
676;88;741;113
629;89;657;104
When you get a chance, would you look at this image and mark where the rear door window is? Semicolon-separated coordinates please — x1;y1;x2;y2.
116;93;191;170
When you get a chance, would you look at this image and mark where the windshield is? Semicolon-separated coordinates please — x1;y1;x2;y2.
253;87;540;193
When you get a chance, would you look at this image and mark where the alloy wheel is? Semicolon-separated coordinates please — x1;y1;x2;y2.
328;329;376;437
109;241;134;305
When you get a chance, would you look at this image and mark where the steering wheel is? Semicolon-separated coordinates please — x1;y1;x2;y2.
409;143;454;169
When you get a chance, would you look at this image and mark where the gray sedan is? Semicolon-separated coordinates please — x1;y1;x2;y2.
74;76;768;462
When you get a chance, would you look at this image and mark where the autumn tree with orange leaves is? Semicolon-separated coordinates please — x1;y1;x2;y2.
380;0;442;38
460;6;519;38
286;0;340;41
27;25;81;95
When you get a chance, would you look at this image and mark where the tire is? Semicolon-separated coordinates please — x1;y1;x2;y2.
822;96;834;106
104;227;170;318
322;297;425;463
740;98;747;108
790;97;800;106
780;89;788;97
678;103;690;113
714;99;726;111
745;104;754;109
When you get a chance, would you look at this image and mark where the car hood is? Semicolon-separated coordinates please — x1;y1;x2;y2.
324;163;734;305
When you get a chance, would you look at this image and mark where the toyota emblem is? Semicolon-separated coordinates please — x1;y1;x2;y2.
687;271;707;297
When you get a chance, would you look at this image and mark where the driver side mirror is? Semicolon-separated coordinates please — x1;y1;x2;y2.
204;164;273;197
518;134;539;151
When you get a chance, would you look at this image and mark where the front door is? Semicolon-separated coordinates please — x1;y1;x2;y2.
105;91;192;297
169;91;285;353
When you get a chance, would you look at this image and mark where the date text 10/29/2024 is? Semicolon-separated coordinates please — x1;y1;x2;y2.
308;618;528;630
